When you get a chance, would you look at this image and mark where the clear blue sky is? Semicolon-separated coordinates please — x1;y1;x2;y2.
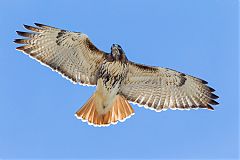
0;0;238;159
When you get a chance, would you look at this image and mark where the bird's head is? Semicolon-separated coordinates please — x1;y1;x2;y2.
110;44;127;62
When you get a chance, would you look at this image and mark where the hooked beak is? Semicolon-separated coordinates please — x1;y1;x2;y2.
112;44;117;48
111;44;119;50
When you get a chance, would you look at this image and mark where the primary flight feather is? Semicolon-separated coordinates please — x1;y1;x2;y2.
14;23;219;127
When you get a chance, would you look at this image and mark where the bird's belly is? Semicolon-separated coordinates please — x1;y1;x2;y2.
95;61;127;114
95;78;120;115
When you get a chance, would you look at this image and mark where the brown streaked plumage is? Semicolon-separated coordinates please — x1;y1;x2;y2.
14;23;219;127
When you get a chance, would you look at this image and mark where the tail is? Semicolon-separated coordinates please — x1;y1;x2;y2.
75;94;134;127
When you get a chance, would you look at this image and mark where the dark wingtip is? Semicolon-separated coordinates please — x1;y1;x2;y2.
16;30;23;34
23;24;30;29
13;39;22;44
16;31;34;38
202;80;208;84
210;93;219;99
16;31;26;36
209;99;219;105
16;46;24;51
207;105;215;110
207;86;215;92
34;23;44;27
23;24;41;32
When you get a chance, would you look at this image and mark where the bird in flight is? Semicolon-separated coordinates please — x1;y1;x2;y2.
14;23;219;127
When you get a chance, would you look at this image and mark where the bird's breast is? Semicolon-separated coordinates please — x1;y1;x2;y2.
94;61;128;114
97;61;127;90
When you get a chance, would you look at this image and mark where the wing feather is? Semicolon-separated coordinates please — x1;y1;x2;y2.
120;61;219;111
14;23;107;86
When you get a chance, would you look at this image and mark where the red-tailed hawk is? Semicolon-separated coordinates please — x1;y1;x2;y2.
14;23;219;127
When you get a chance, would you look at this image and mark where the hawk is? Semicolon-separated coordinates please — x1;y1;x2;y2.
14;23;219;127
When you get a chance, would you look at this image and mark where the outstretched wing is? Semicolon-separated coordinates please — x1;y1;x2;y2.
14;23;107;86
120;62;219;111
